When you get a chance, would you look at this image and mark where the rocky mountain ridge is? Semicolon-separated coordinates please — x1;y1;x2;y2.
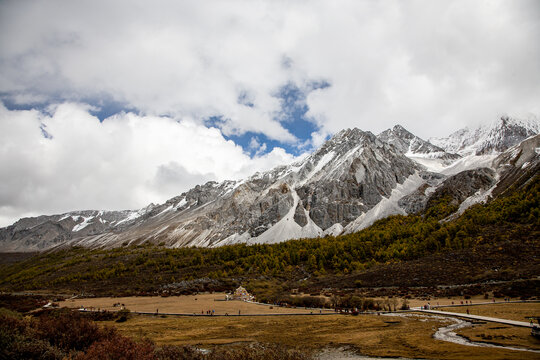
430;115;539;156
1;117;539;252
378;125;460;161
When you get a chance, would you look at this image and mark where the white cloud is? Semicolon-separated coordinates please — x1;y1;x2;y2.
0;103;301;226
0;0;539;224
298;1;540;138
1;1;537;141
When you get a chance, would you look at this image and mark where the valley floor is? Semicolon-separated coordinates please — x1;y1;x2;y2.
59;293;330;315
56;294;540;359
104;311;539;360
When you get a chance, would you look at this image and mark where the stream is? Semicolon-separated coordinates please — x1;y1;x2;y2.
316;313;539;359
433;316;540;353
382;312;539;354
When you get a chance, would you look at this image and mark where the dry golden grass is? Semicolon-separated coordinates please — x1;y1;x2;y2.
59;293;506;314
361;295;491;309
104;314;539;360
457;323;540;351
59;293;329;315
405;295;492;308
443;302;540;322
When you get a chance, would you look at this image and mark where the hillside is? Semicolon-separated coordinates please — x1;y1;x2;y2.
1;172;538;299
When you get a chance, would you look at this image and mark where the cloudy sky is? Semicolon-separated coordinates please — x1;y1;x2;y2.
1;0;539;226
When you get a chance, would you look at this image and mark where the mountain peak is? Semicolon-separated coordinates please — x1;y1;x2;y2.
331;127;373;142
431;115;540;156
318;127;377;156
2;119;538;252
391;124;410;134
377;124;457;160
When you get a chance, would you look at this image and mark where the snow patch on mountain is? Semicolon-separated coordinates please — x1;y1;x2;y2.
114;205;155;226
72;216;94;232
408;153;498;176
431;116;539;156
311;151;336;178
456;185;496;216
250;189;322;244
440;155;498;176
344;172;425;233
212;231;251;247
323;223;344;237
174;198;188;210
407;157;448;173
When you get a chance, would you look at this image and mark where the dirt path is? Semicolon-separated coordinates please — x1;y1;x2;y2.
414;308;533;328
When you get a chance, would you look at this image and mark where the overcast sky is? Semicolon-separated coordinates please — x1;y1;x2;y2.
1;0;539;226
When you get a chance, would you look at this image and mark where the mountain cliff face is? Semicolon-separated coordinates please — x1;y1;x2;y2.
1;118;539;252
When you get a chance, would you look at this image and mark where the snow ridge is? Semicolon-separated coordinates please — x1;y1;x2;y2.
430;116;540;156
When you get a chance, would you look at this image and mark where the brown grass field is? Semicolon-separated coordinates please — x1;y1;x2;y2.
59;293;330;315
442;302;540;322
457;323;540;351
103;314;540;360
59;293;505;315
59;294;540;359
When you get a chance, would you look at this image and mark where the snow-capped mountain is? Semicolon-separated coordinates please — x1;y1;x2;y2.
1;120;539;252
430;116;539;156
378;125;461;165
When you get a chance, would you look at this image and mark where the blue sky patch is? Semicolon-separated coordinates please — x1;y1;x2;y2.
205;80;331;157
276;80;330;142
2;79;332;157
0;93;136;122
87;98;138;121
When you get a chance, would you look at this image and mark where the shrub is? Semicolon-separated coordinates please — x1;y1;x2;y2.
115;308;131;322
0;294;48;313
34;310;116;352
400;299;410;310
0;314;64;360
76;335;155;360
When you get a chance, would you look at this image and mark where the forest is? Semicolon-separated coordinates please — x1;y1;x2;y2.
0;175;538;297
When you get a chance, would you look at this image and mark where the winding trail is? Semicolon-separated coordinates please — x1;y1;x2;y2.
433;317;540;354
